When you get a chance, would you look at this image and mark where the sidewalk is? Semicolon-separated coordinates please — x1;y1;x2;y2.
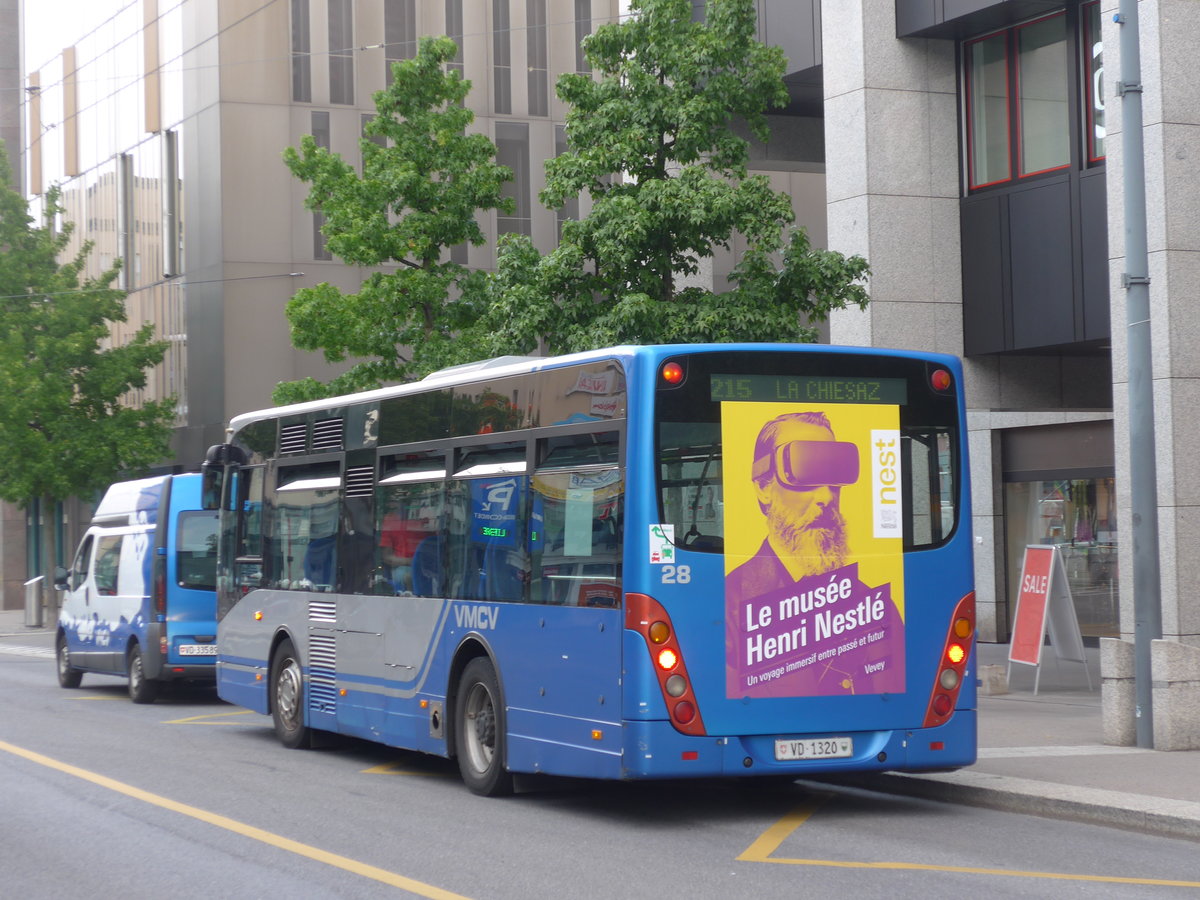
3;608;1198;840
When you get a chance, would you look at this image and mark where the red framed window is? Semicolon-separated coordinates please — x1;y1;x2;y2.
964;11;1084;191
1083;0;1106;163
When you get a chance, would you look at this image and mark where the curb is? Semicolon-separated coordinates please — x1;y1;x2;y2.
807;770;1200;843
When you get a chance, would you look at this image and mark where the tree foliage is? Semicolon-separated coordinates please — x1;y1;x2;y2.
467;0;869;356
276;36;511;403
0;141;175;509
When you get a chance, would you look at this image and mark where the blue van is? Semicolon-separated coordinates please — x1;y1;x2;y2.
54;474;219;703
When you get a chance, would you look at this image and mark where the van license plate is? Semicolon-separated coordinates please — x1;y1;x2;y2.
178;644;218;657
774;737;853;761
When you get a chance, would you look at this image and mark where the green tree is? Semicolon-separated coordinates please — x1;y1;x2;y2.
276;35;512;403
469;0;869;356
0;141;175;604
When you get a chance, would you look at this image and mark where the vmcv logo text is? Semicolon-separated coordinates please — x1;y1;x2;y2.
455;604;500;630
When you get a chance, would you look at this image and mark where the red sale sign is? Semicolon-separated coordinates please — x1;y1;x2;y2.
1009;546;1055;667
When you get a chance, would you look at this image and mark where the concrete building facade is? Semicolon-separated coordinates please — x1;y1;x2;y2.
3;0;1198;742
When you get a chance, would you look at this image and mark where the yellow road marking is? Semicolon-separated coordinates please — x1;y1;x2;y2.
361;760;451;777
163;709;260;725
0;740;472;900
741;803;1200;888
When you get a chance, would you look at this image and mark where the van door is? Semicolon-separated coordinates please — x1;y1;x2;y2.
60;534;96;666
91;533;128;671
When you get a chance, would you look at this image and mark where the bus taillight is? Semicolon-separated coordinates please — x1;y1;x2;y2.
924;592;975;729
626;593;706;736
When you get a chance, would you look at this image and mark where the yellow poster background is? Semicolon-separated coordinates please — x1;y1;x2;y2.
721;401;905;621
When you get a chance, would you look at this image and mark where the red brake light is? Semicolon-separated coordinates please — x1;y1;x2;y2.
930;368;953;392
672;701;696;725
153;557;167;617
924;592;975;728
661;362;684;385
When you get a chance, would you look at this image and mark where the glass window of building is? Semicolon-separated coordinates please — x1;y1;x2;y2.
963;10;1093;191
1004;477;1117;638
329;0;354;105
1083;0;1105;163
291;0;311;103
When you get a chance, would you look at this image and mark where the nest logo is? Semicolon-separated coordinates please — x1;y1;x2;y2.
872;430;902;539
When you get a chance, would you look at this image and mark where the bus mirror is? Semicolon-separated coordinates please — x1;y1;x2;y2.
202;443;247;510
200;464;224;510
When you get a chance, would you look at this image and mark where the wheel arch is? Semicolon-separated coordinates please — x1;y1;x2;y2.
445;637;502;761
266;627;303;716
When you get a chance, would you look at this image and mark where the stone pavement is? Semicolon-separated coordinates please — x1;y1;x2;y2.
2;608;1197;840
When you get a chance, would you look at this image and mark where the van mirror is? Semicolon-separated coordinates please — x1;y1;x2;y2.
53;566;69;590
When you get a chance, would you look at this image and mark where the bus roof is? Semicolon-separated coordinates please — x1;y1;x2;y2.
225;343;962;433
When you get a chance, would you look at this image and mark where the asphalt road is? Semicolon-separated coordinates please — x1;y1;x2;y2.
2;643;1199;898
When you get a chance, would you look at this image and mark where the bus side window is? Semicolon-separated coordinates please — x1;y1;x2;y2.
376;478;444;597
529;469;622;607
269;465;340;592
447;476;529;603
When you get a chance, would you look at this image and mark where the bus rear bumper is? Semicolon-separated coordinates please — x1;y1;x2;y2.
619;711;977;780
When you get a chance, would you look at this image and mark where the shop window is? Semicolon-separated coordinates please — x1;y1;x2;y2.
1004;477;1117;638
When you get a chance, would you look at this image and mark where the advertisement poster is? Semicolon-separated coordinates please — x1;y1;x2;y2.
723;402;906;698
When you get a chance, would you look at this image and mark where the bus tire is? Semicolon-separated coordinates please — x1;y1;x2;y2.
56;634;83;688
455;657;514;797
127;644;160;704
271;639;312;749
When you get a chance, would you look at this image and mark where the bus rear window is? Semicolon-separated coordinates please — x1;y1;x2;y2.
655;351;960;553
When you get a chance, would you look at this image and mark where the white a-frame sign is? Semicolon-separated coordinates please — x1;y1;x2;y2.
1007;545;1092;694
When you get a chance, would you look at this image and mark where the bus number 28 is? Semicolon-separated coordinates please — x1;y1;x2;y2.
661;565;691;584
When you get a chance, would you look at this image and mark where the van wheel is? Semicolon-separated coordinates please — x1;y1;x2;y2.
271;640;312;749
127;644;160;704
56;635;83;688
455;657;513;796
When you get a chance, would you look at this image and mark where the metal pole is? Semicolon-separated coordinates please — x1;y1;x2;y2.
1116;0;1162;749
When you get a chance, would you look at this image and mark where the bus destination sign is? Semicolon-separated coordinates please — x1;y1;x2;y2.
710;374;908;405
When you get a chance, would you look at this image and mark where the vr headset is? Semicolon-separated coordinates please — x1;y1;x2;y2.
752;440;860;490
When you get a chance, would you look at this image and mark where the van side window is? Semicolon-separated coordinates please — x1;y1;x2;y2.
94;536;123;595
70;536;94;592
177;511;219;591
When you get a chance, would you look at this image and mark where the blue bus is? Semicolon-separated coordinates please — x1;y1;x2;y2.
205;344;974;794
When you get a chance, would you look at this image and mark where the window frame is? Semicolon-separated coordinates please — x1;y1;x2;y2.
962;7;1099;194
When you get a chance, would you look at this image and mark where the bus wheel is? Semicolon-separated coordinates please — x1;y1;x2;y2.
127;644;160;704
56;635;82;688
271;640;312;749
455;657;513;797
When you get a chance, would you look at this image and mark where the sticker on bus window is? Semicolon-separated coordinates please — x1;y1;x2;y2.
649;524;675;564
722;402;906;699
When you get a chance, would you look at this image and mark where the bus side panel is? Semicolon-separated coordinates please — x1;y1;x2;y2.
216;589;276;715
493;604;624;779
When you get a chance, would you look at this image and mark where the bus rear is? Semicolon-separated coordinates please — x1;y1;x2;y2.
622;345;974;778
